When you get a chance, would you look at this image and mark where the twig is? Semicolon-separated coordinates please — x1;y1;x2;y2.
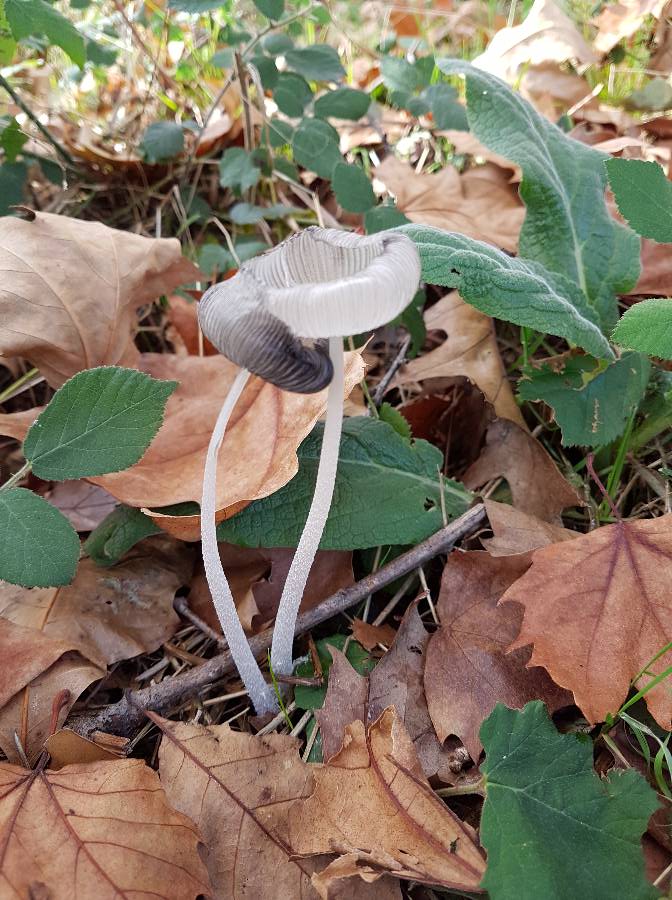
372;334;412;406
68;503;486;739
110;0;175;91
173;596;226;648
0;74;75;168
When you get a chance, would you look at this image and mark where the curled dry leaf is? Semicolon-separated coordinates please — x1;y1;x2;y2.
44;728;127;769
396;292;525;426
0;758;210;899
482;499;578;555
288;708;485;890
376;157;524;253
424;551;572;762
463;418;582;523
501;514;672;728
0;212;201;387
473;0;598;81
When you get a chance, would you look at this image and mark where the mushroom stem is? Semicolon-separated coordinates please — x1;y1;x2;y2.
270;335;345;677
201;367;278;714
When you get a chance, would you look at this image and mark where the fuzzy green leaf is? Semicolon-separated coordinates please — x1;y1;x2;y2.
612;299;672;359
400;224;614;361
480;702;658;900
291;117;342;179
284;45;345;82
0;488;80;587
314;87;370;120
216;417;471;550
332;162;375;212
365;203;410;234
5;0;85;66
84;504;160;567
438;59;640;328
219;147;261;192
606;158;672;244
24;367;177;481
519;353;650;447
139;121;184;163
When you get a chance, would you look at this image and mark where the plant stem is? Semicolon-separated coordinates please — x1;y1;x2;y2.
0;367;39;404
0;74;75;168
270;336;345;677
0;461;31;492
200;368;278;714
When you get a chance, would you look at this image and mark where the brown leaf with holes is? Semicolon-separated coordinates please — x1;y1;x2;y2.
316;648;369;763
0;351;365;534
502;515;672;728
483;499;578;555
376;157;524;253
289;708;485;889
0;211;201;387
463;418;582;523
396;292;525;426
0;757;210;898
424;551;571;762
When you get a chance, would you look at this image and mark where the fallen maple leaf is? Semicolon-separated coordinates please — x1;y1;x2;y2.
482;499;578;555
424;550;571;761
396;292;525;426
0;757;210;898
0;212;201;387
502;514;672;727
463;417;582;523
376;157;524;253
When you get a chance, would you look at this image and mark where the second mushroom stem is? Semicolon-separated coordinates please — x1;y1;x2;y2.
270;335;345;677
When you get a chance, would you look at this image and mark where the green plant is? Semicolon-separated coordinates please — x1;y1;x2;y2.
0;366;176;587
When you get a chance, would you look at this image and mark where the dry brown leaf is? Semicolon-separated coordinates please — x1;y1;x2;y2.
317;647;369;763
0;757;210;898
45;481;117;532
593;0;666;54
44;728;127;769
482;499;579;555
439;130;521;182
311;854;402;900
396;292;525;426
0;618;73;709
424;551;571;762
165;294;217;356
520;63;596;119
288;708;485;889
502;514;672;727
0;212;201;387
463;418;582;522
376;157;524;252
351;618;397;651
473;0;599;81
0;350;365;534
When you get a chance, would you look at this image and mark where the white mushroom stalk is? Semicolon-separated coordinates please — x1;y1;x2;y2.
198;227;420;713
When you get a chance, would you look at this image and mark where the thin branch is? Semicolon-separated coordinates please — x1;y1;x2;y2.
0;74;75;168
69;503;486;739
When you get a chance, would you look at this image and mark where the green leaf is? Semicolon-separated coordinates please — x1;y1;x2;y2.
0;488;80;587
606;158;672;244
210;48;233;69
480;702;658;900
0;115;27;162
197;237;266;278
332;161;375;212
249;52;278;90
267;118;294;148
253;0;283;19
365;203;410;235
294;635;376;710
272;71;313;117
24;367;177;481
262;32;293;55
84;505;160;567
400;224;614;361
314;87;370;120
380;56;422;93
391;288;425;357
519;353;650;447
284;45;345;82
0;160;27;214
291;117;342;179
423;83;468;130
438;59;640;329
228;201;297;225
378;403;411;441
626;77;672;112
5;0;85;66
219;147;261;193
139;121;184;163
168;0;225;10
85;37;118;67
217;417;472;550
612;299;672;359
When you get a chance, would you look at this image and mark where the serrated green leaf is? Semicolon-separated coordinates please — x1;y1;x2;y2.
5;0;85;66
272;71;313;117
294;635;376;710
219;147;261;193
606;158;672;244
139;121;184;163
332;161;375;212
438;59;640;329
216;417;472;550
365;203;410;235
0;488;80;587
612;299;672;359
84;504;160;567
480;702;658;900
0;161;27;214
24;367;177;481
291;117;342;179
253;0;283;19
284;45;344;82
400;224;614;361
519;352;650;446
314;87;370;120
378;403;411;440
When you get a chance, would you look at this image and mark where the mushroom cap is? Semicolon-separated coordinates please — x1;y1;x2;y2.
198;227;421;392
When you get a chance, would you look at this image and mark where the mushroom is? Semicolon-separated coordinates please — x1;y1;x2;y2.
198;226;421;714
